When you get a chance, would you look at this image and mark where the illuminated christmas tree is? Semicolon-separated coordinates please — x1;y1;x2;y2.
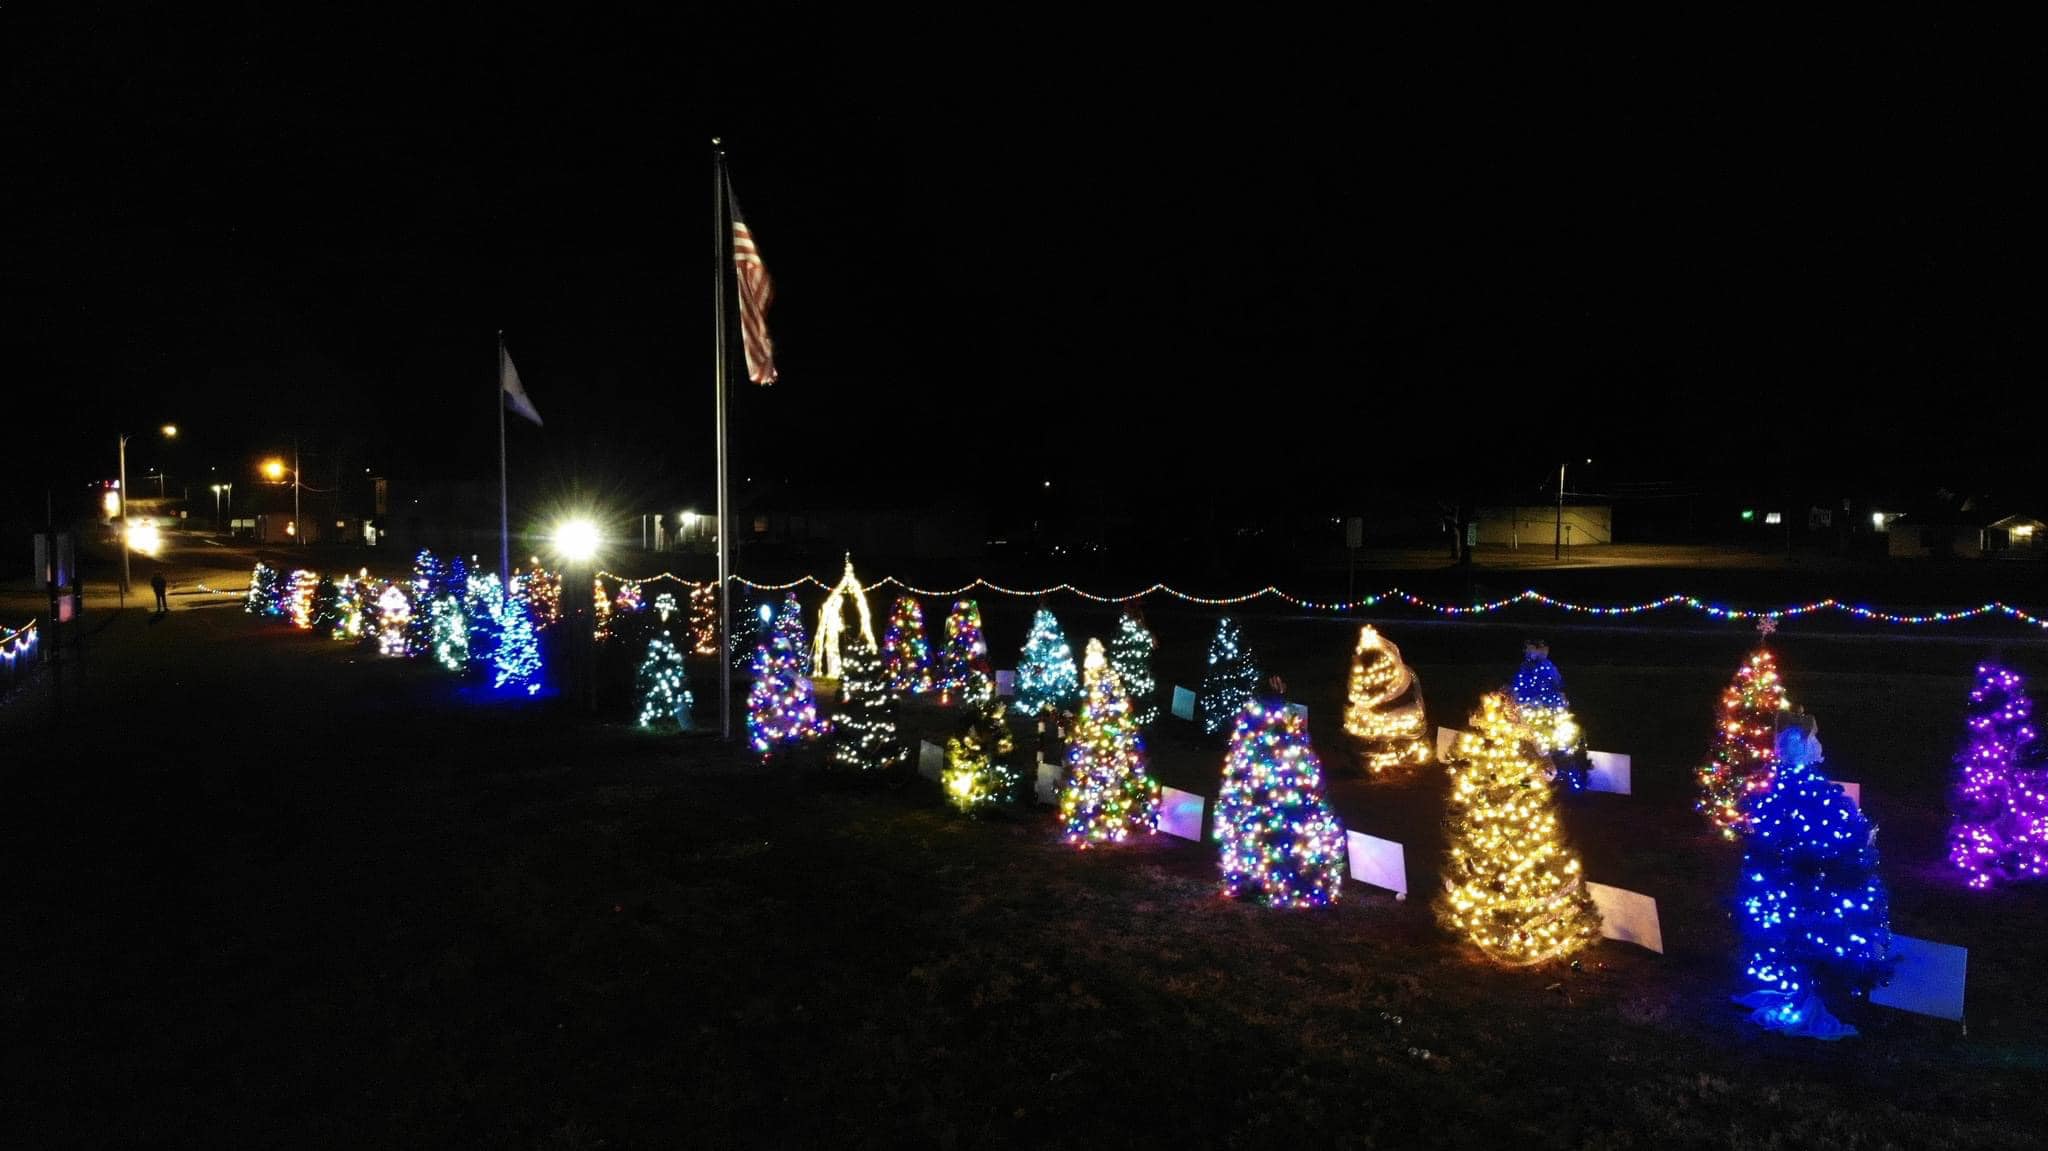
492;580;544;694
830;636;901;771
1058;639;1160;846
525;564;562;629
375;584;412;657
1340;625;1431;774
443;554;471;604
1438;692;1601;965
287;569;319;629
1508;640;1589;792
593;576;614;641
943;700;1018;812
247;562;282;616
653;591;679;623
936;599;994;708
1107;608;1159;725
1946;663;2047;889
635;629;694;729
732;596;774;671
811;556;878;682
310;575;340;636
746;592;825;755
882;595;933;696
1735;714;1891;1038
688;584;719;655
1697;620;1793;838
407;551;441;651
429;595;468;672
463;573;505;671
331;576;366;643
1215;692;1348;907
1013;605;1081;716
1199;617;1259;736
614;580;644;616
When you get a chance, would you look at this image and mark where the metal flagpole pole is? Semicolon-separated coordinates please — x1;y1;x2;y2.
499;331;511;585
714;140;733;741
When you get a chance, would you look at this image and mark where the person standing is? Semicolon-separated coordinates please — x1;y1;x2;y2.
151;571;169;614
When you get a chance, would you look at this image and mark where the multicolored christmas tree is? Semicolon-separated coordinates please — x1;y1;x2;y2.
1438;692;1602;965
746;592;826;755
635;629;694;729
1340;625;1431;774
525;564;562;629
936;599;994;708
882;595;933;696
375;584;412;657
1215;693;1348;907
1946;663;2047;888
310;575;340;637
1508;640;1589;792
246;562;282;617
1735;714;1891;1038
1107;608;1159;725
287;569;319;629
332;576;366;643
830;636;901;771
1057;639;1160;846
1697;619;1793;838
613;580;644;617
1199;617;1259;736
1013;605;1081;715
943;700;1017;811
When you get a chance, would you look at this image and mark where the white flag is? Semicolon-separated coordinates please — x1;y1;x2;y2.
501;349;543;426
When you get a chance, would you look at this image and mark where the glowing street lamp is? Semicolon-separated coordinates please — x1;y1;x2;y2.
553;518;601;563
160;424;178;438
261;458;287;481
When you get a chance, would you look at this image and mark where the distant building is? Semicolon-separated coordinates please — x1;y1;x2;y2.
1474;505;1613;548
1886;511;2044;559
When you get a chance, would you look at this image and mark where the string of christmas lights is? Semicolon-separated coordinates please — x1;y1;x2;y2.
598;568;2048;629
1;620;38;663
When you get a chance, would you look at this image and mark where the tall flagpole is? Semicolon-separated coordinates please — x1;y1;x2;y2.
714;140;733;741
498;330;511;585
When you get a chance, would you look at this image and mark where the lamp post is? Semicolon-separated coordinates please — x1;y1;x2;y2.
1554;458;1591;561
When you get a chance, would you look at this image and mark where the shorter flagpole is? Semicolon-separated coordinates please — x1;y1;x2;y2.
498;331;511;585
714;141;733;742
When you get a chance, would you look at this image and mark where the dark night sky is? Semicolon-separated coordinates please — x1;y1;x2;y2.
5;10;2043;534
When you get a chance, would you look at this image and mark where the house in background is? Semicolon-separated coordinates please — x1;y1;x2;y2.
1885;510;2045;559
1473;505;1613;548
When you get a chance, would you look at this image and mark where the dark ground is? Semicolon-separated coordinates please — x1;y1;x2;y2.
4;567;2047;1147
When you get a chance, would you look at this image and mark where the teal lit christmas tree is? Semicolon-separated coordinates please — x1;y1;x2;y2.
1013;605;1080;715
936;599;993;708
829;636;900;770
1734;713;1892;1039
747;592;825;755
1199;617;1259;735
1107;608;1159;725
1215;691;1347;907
635;629;694;729
492;580;544;694
429;596;469;672
1057;640;1160;846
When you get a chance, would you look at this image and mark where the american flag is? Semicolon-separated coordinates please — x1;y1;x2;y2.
728;179;778;385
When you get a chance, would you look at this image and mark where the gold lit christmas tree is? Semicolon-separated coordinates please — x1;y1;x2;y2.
1341;625;1432;773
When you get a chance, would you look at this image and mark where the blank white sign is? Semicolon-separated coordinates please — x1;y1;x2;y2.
1159;786;1205;841
1831;779;1863;807
1034;762;1058;805
995;669;1015;698
1170;686;1197;722
1435;726;1466;761
1586;751;1632;795
917;740;943;781
1344;831;1407;896
1871;933;1967;1021
1586;881;1664;954
1283;702;1308;723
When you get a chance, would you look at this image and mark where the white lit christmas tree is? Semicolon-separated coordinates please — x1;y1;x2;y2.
1107;608;1159;725
829;635;901;770
1013;605;1081;715
1199;617;1259;736
635;629;694;729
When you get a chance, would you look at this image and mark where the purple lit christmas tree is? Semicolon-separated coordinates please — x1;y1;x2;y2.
1946;663;2047;889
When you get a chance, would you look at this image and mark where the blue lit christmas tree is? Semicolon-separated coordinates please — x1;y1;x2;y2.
1215;688;1348;907
1508;640;1590;792
463;572;505;676
1013;605;1080;715
1107;608;1159;725
1734;713;1892;1039
492;579;544;694
1199;617;1259;735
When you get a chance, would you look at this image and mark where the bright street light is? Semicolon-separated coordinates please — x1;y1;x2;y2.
553;518;601;563
261;458;287;481
160;424;178;438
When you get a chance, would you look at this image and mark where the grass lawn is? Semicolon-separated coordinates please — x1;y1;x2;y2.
3;593;2045;1147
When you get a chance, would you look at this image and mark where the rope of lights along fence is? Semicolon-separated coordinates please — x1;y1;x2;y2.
591;571;2048;630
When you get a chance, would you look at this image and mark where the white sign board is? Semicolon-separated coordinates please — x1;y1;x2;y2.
1586;751;1633;795
1344;831;1407;896
1170;686;1197;722
1871;934;1967;1021
1435;726;1466;761
917;740;943;781
1831;780;1863;807
1158;786;1206;841
1586;882;1664;954
1034;761;1059;805
995;669;1015;698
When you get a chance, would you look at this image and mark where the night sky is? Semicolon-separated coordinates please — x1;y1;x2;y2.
6;11;2043;536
